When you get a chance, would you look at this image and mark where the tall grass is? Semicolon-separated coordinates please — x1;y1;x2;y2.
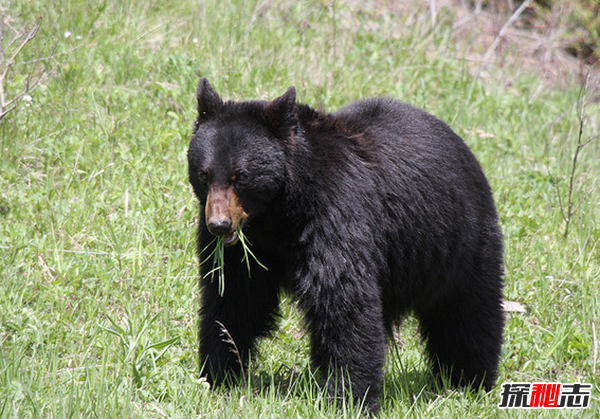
1;0;598;417
202;227;267;296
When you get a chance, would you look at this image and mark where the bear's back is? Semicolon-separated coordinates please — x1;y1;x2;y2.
331;97;499;257
333;97;463;151
331;97;488;195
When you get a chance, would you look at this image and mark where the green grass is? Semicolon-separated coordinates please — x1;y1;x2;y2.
1;0;598;417
202;227;267;296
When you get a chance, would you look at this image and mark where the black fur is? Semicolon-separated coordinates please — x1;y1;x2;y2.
188;78;504;411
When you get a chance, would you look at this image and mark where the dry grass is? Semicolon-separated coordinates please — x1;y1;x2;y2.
344;0;599;89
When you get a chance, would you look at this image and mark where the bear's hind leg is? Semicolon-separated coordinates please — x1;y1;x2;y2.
418;280;504;391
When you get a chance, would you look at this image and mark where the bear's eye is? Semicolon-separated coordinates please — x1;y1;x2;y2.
232;171;247;184
199;170;209;184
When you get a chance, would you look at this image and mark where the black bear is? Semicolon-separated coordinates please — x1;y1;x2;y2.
188;78;504;411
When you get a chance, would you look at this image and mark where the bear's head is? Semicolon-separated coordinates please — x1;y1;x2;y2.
188;78;296;246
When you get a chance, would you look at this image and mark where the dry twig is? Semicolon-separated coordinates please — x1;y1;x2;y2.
478;0;534;76
215;320;246;382
554;73;597;239
0;10;58;121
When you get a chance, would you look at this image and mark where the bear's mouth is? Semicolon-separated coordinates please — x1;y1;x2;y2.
223;230;239;247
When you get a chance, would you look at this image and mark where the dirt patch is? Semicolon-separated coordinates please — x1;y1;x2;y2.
344;0;599;90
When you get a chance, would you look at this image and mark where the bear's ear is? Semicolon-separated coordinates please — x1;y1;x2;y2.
196;77;223;123
262;86;296;134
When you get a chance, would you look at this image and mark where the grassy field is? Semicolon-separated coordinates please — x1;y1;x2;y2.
1;0;599;417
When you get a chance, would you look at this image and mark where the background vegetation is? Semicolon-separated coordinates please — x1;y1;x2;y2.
488;0;600;63
1;0;598;417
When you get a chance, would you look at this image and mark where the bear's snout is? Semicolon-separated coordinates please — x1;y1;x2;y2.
207;218;232;236
205;186;248;245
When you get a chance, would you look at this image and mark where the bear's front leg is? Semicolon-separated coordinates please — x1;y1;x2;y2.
198;251;281;387
294;246;387;413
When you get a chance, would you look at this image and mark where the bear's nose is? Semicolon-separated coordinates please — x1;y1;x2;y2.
207;219;233;236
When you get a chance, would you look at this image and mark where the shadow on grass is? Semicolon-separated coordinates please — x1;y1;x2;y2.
207;362;460;416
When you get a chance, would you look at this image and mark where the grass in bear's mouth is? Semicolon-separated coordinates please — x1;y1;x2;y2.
201;227;267;296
